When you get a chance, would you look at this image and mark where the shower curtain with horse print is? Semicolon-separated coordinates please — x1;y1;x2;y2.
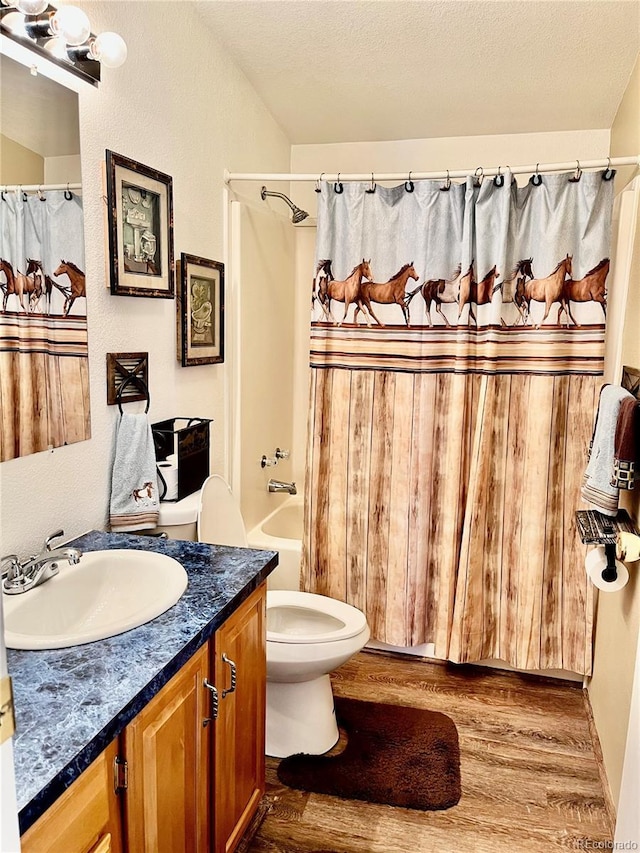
302;171;614;676
0;190;89;461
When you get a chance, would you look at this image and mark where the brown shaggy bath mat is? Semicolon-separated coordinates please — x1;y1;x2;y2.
277;697;461;811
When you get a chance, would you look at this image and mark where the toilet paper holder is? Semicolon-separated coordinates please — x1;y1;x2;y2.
575;509;640;582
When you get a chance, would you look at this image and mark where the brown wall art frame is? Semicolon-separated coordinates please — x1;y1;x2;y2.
177;253;225;366
106;150;174;298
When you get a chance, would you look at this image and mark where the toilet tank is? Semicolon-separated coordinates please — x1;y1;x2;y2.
151;492;200;541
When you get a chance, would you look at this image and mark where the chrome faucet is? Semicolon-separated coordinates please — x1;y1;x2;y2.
1;529;82;595
268;478;297;495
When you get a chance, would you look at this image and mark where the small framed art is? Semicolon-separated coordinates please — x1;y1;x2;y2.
106;150;174;298
177;253;224;366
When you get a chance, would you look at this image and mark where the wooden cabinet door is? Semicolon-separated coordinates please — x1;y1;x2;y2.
21;740;123;853
213;584;266;853
123;644;210;853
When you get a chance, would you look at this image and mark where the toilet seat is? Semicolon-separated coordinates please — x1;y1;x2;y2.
267;591;368;644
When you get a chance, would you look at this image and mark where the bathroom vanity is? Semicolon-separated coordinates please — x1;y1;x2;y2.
6;531;278;853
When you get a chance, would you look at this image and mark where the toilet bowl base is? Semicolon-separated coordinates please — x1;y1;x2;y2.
266;675;339;758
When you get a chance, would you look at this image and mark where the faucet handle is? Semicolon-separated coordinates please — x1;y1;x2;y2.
1;556;21;580
43;529;65;552
275;448;290;460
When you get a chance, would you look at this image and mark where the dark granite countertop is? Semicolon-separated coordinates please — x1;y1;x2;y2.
6;530;278;834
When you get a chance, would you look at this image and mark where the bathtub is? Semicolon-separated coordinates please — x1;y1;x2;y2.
247;497;303;590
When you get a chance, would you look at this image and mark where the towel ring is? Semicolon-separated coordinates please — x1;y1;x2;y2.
116;374;150;415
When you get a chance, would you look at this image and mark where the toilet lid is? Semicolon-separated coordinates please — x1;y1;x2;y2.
197;475;248;547
267;591;368;644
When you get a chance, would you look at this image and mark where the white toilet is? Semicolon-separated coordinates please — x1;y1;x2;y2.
197;475;370;758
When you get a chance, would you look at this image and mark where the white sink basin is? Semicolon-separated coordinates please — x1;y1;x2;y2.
3;549;188;650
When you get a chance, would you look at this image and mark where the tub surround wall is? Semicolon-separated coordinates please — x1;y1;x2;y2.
235;202;296;530
588;52;640;810
0;0;291;559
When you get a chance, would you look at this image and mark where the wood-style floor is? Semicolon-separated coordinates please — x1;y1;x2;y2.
246;651;614;853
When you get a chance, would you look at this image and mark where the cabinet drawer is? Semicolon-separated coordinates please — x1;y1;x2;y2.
21;740;123;853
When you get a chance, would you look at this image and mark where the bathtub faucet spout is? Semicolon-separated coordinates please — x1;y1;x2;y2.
268;479;297;495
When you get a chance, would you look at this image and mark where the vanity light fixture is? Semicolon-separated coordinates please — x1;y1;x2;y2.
0;1;127;85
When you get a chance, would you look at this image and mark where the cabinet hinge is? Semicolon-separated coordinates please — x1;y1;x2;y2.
114;756;128;794
0;676;16;746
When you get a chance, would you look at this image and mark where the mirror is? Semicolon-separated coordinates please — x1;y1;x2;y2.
1;53;80;186
0;54;89;462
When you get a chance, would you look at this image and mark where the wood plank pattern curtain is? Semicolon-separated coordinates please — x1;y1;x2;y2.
0;191;89;461
302;172;614;676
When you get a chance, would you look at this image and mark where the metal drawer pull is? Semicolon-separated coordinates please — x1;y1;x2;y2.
222;654;237;698
203;678;218;726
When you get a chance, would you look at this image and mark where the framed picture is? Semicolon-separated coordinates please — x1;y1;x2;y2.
106;150;174;298
177;253;224;366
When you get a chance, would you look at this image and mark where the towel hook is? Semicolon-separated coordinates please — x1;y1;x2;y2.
116;374;150;415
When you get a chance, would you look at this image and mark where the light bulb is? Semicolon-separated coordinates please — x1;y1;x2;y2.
2;11;28;36
15;0;48;14
50;5;90;45
89;31;127;67
43;36;70;61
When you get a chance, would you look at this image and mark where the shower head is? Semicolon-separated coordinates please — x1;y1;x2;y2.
260;186;309;224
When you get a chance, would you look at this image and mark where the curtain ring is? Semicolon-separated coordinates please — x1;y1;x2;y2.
440;169;451;191
603;157;615;182
366;172;376;194
64;183;73;200
315;172;324;193
569;160;582;183
473;166;484;187
334;173;343;194
404;170;415;193
21;186;28;202
493;166;505;188
1;187;6;202
37;186;46;201
530;163;543;186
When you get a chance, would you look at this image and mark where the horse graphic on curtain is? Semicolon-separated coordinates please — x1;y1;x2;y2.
0;190;90;461
302;171;614;676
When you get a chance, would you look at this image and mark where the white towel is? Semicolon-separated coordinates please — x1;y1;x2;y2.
109;413;160;531
581;384;635;516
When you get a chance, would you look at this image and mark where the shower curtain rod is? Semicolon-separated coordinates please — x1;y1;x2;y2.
225;155;640;184
1;182;82;193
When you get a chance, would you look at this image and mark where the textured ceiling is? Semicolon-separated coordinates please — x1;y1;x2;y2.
196;0;640;144
1;54;80;158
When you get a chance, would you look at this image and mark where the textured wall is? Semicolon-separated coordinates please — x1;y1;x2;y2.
0;1;290;557
589;52;640;810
